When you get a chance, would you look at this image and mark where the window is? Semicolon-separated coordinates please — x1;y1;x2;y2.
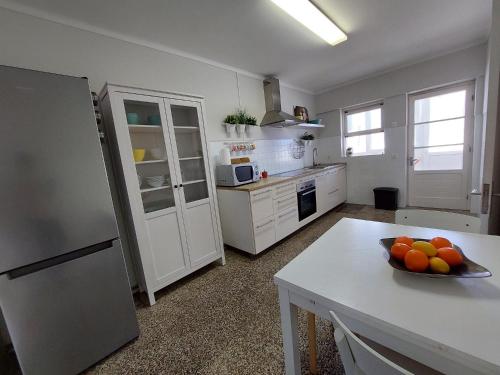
343;103;384;156
410;85;469;171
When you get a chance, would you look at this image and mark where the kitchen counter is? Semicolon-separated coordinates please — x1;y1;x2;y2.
216;163;346;192
216;176;290;191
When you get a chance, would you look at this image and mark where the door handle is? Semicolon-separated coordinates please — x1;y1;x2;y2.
301;189;316;196
470;189;481;196
408;157;419;166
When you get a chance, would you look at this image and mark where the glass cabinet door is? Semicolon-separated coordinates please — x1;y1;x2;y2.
167;101;210;204
122;98;177;214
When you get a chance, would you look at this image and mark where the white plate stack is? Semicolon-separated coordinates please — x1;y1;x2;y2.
145;175;165;188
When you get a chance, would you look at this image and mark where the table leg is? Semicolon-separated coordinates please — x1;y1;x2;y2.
278;286;300;375
308;312;318;374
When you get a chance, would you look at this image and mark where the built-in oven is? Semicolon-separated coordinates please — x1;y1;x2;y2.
297;179;316;221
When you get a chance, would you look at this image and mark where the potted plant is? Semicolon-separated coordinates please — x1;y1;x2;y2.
235;109;248;136
223;114;238;136
223;109;259;137
299;132;315;146
245;114;258;136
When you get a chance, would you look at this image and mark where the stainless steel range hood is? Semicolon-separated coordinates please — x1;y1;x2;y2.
260;77;300;127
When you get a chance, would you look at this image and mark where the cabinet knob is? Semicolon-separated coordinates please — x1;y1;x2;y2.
180;184;183;188
174;184;178;188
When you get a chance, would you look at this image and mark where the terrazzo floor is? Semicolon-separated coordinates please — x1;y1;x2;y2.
86;204;395;375
2;204;395;375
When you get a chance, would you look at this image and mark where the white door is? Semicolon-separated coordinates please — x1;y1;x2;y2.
164;99;219;267
408;82;474;209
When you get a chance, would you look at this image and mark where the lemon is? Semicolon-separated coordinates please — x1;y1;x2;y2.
429;257;450;274
412;241;437;257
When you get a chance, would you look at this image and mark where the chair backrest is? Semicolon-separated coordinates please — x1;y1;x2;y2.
330;311;412;375
395;209;481;233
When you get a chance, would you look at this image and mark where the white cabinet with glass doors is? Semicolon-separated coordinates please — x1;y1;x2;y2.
100;84;224;305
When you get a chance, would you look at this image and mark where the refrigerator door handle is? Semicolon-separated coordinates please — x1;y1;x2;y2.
7;239;116;279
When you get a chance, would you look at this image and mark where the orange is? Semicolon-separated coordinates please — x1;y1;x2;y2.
390;243;412;261
437;247;463;267
430;236;452;249
404;250;429;272
394;236;414;247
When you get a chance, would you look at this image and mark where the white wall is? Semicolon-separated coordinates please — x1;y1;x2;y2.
315;44;487;207
0;7;317;288
479;0;500;232
0;8;316;142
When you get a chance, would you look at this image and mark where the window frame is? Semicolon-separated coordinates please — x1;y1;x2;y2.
342;101;384;157
408;80;474;172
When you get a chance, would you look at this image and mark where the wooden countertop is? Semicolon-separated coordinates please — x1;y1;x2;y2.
216;176;291;192
216;163;346;192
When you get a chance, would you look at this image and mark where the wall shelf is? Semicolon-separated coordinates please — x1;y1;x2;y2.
290;123;325;129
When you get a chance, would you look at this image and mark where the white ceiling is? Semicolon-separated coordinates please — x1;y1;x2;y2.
2;0;492;93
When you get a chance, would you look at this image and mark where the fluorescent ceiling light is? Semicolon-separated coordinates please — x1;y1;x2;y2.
270;0;347;46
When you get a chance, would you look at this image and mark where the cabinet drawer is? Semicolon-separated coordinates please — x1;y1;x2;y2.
274;182;296;199
274;192;297;213
276;206;299;241
254;216;276;253
250;188;274;223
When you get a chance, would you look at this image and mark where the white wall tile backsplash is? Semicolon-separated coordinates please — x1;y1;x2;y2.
208;139;316;176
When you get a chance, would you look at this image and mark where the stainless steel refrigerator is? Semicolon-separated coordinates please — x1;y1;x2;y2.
0;66;139;374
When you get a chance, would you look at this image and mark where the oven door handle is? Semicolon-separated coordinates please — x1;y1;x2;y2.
300;189;316;196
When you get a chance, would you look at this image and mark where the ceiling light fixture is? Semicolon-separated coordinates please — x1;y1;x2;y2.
270;0;347;46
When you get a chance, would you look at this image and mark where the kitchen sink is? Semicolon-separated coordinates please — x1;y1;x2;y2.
307;164;336;170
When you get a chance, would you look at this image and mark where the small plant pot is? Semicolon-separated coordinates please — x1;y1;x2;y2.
236;124;246;137
245;125;257;137
223;123;236;137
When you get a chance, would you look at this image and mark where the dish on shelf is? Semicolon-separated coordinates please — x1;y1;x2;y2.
150;148;165;160
147;114;161;125
133;149;145;162
145;175;166;188
127;112;140;124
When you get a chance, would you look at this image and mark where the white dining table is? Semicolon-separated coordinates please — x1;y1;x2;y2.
274;218;500;375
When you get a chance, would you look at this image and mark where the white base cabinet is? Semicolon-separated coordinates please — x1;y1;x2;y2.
100;84;224;305
217;166;346;255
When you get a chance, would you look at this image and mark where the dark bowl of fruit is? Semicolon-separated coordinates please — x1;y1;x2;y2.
379;236;492;278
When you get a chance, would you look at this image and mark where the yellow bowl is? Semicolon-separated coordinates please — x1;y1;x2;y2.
133;149;146;162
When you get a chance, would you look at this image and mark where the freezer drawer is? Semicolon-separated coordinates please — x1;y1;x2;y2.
0;240;139;375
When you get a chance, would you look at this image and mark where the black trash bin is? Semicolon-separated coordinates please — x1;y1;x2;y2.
373;187;399;210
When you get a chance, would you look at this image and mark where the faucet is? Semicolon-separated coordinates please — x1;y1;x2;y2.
313;147;318;167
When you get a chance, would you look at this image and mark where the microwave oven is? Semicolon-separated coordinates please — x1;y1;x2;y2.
216;162;260;186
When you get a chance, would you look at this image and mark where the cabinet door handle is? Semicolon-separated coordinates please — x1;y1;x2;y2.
277;197;294;204
179;184;183;187
256;219;274;229
328;188;339;195
253;189;273;198
277;184;293;192
279;208;297;219
174;184;178;189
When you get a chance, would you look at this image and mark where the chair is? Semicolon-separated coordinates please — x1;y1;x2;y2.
395;209;481;233
330;311;412;375
331;311;444;374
